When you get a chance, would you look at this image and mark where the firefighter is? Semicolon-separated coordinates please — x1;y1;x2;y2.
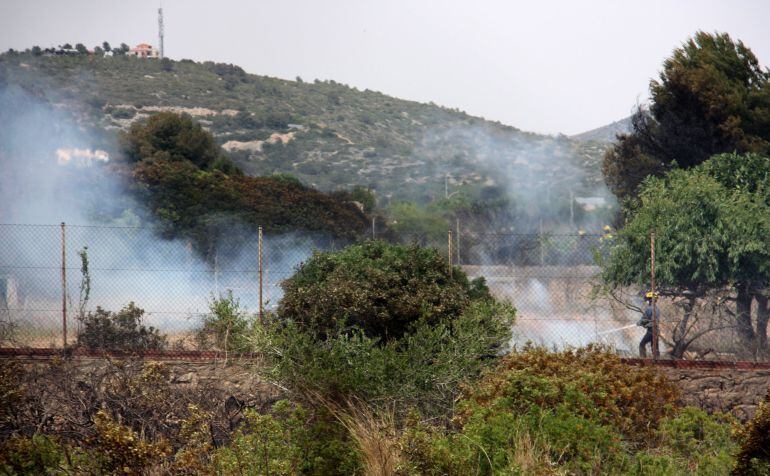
638;291;659;358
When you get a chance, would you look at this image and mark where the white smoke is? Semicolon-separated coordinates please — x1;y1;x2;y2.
0;84;312;345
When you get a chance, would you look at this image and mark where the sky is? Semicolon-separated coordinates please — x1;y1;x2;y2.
1;0;768;135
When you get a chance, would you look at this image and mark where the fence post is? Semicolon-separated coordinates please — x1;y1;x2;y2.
258;226;263;325
455;217;460;265
539;219;545;265
651;231;659;359
60;222;67;349
447;229;453;277
372;216;376;240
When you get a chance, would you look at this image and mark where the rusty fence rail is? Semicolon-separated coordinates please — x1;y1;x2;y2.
0;223;767;361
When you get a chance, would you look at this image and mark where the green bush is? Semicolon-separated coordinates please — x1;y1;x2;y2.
77;302;166;350
734;388;770;475
260;299;514;417
196;291;254;352
121;111;225;169
0;435;69;475
277;241;492;341
213;401;359;476
397;348;737;476
457;345;679;443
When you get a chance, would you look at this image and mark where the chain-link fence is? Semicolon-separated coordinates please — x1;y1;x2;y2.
1;223;767;361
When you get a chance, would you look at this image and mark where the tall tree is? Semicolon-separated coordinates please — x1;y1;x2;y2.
603;32;770;202
121;112;225;169
602;153;770;353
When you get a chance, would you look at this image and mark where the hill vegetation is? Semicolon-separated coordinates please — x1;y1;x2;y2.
0;49;611;215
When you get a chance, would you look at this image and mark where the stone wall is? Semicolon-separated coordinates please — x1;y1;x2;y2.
4;355;770;420
662;367;770;420
7;356;279;406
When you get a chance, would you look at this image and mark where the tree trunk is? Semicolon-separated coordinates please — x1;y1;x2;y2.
671;295;695;359
755;294;769;356
736;284;755;346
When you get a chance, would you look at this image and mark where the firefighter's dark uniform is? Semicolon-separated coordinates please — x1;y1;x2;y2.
638;303;659;358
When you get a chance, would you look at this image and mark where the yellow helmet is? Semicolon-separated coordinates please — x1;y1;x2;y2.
645;291;659;299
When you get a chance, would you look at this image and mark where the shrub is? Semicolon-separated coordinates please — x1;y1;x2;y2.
196;291;254;353
77;302;166;350
212;401;360;475
457;345;679;443
278;241;492;341
85;410;171;473
734;387;770;475
640;407;737;475
121;111;225;169
260;299;514;417
397;348;738;475
0;435;69;475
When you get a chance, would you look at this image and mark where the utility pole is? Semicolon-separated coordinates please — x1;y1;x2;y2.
158;7;164;59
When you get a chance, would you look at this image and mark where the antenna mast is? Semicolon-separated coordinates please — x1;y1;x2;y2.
158;7;164;59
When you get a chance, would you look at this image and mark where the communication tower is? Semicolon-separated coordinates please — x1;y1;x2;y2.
158;7;165;59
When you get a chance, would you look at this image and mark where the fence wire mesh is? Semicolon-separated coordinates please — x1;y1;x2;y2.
0;223;766;361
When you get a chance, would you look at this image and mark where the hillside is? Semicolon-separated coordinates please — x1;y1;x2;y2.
0;53;612;209
571;116;632;143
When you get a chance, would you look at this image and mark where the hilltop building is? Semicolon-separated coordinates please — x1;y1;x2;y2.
128;43;159;59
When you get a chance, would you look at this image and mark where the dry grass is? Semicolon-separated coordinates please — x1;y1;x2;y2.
509;429;564;475
319;397;402;476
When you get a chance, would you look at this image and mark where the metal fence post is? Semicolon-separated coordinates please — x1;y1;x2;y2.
651;231;659;359
60;222;67;349
448;229;453;277
456;217;460;265
539;219;545;265
258;226;263;325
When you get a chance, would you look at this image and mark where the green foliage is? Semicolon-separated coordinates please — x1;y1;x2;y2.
700;152;770;203
733;389;770;475
121;111;226;169
603;31;770;201
0;415;172;475
0;52;606;206
648;407;736;473
386;202;451;243
458;346;679;443
278;241;491;341
86;410;171;474
133;158;369;252
196;291;254;352
76;302;167;350
261;299;514;417
331;185;377;213
0;434;70;475
213;401;359;476
398;348;737;476
602;154;770;292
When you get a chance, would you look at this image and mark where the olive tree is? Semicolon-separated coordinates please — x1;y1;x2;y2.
602;154;770;356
